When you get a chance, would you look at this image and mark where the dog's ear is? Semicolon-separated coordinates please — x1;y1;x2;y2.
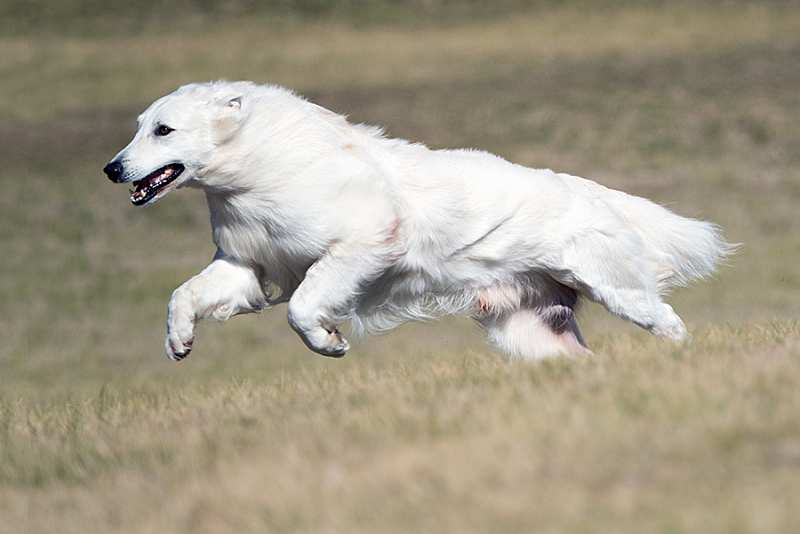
212;95;245;143
225;96;242;111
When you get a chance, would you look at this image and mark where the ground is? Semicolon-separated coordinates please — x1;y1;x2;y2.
1;2;799;533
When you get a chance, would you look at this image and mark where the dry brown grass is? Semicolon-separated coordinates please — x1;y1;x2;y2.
2;323;800;533
1;2;800;533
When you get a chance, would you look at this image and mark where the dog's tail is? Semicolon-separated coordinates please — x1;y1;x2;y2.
609;187;736;293
566;174;736;293
636;206;735;293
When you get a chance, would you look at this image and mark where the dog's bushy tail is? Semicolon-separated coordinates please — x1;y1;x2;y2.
612;190;737;293
565;173;736;293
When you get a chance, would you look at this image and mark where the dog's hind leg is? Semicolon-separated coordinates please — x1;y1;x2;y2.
479;305;589;360
559;243;688;342
587;285;688;341
565;258;688;340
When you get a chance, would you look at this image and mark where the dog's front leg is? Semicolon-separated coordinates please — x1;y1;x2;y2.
166;250;266;361
288;243;390;358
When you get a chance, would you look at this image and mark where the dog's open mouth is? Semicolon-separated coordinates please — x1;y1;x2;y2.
130;163;184;206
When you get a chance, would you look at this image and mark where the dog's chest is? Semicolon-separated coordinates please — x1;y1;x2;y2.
212;218;314;291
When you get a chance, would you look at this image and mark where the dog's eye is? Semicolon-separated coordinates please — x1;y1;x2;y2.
154;125;174;137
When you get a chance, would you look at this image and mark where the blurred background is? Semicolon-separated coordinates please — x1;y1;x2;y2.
1;1;799;533
3;0;797;389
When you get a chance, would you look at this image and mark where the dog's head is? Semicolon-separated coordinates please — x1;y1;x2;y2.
103;82;248;206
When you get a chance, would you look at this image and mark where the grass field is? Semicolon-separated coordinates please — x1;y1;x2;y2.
1;2;800;532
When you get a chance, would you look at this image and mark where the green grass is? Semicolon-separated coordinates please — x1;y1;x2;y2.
1;2;800;532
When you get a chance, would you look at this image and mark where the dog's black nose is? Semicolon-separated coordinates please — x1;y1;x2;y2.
103;161;124;182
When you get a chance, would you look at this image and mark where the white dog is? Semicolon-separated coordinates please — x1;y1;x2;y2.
104;81;731;361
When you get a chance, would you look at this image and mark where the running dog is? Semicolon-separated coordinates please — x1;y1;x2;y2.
104;81;732;361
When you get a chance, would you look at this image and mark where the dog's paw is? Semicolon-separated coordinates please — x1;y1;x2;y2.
652;313;689;343
166;297;195;362
165;330;194;361
305;327;350;358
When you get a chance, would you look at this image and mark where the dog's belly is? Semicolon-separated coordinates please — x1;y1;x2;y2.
352;258;573;334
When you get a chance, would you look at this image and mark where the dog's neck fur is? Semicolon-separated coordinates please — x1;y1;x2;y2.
199;86;413;296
